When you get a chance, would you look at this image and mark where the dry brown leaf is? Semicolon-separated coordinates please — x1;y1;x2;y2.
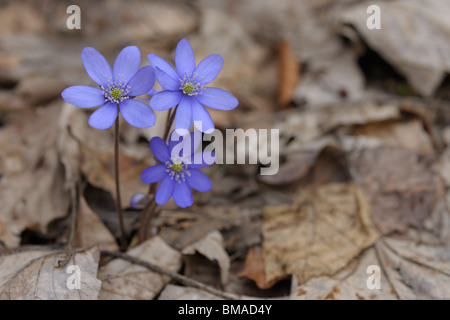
350;146;444;234
231;0;365;106
291;247;396;300
156;209;230;250
426;193;450;245
182;231;230;285
293;48;364;107
432;149;450;189
0;104;70;247
239;102;400;161
353;120;434;155
263;183;380;284
16;75;67;106
98;236;181;300
398;100;443;152
278;40;300;108
0;247;101;300
0;2;47;36
158;284;277;300
238;246;279;289
321;103;400;132
258;152;319;186
375;238;450;299
158;284;223;300
291;235;450;300
339;0;450;96
72;196;119;252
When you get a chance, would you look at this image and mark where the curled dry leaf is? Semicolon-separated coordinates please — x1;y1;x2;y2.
350;146;444;234
263;183;380;285
339;0;450;96
182;231;230;286
98;236;181;300
0;247;101;300
238;246;279;290
0;103;70;247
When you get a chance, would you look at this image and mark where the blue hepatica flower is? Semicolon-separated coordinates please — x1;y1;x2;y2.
62;46;156;129
149;38;239;134
141;131;215;208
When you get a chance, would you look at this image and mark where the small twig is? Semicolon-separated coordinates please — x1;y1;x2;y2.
101;250;236;300
114;110;127;251
0;245;55;257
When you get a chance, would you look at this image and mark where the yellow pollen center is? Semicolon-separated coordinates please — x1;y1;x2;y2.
172;163;183;172
183;83;194;94
111;88;123;99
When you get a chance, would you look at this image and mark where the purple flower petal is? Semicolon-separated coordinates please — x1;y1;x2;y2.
128;66;155;96
150;90;183;111
194;54;224;85
196;87;238;110
148;53;179;80
173;181;193;208
154;67;180;91
61;86;105;108
191;99;214;133
175;39;195;77
141;164;168;183
113;46;141;83
189;152;216;169
88;102;118;129
148;88;159;96
81;47;113;87
155;175;175;205
174;96;192;134
119;99;155;128
186;170;213;192
150;137;170;163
